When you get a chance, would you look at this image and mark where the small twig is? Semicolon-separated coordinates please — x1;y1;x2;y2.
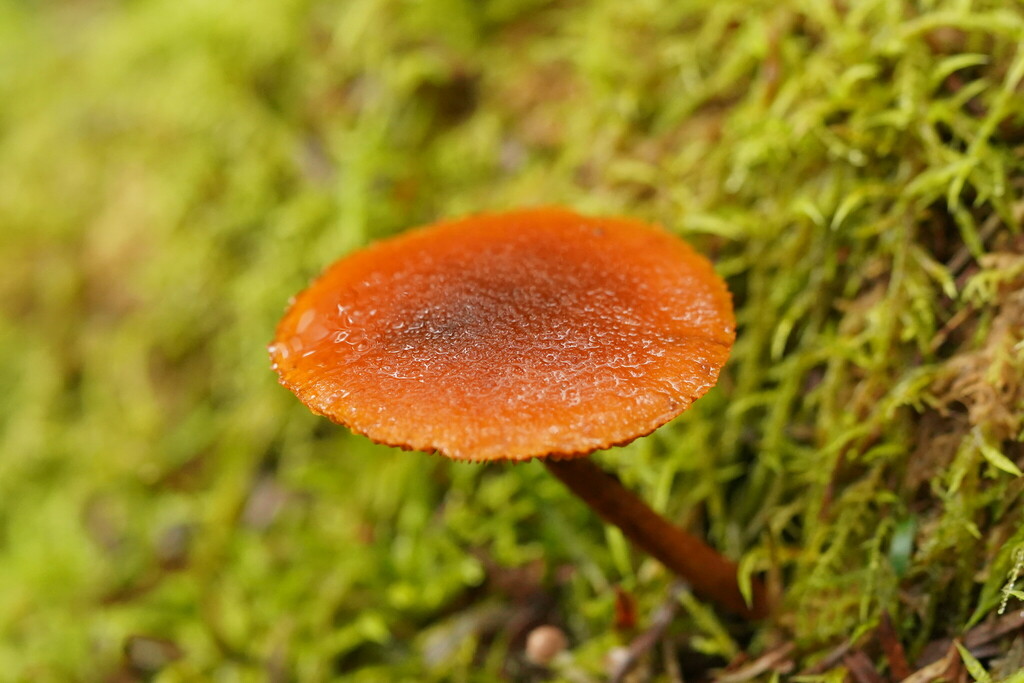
878;610;912;680
964;609;1024;650
800;638;853;675
947;211;1003;276
903;642;960;683
916;608;1024;669
714;643;796;683
661;638;684;683
841;650;885;683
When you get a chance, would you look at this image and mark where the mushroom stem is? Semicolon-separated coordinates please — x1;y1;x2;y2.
543;457;769;620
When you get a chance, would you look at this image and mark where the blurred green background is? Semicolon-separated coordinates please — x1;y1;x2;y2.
3;0;1024;680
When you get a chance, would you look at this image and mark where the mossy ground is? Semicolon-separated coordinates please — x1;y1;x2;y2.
2;0;1024;680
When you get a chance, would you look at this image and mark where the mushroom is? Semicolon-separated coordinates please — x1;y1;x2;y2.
270;207;768;619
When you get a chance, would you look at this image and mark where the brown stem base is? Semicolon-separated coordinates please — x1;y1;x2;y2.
543;457;769;620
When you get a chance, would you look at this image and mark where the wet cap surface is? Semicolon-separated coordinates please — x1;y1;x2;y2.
270;208;735;462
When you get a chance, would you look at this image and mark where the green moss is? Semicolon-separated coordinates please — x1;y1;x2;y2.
2;0;1024;679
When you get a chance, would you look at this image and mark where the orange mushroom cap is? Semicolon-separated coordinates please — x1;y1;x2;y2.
270;208;734;462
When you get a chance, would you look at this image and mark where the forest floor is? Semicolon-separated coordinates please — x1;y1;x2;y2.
2;0;1024;680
